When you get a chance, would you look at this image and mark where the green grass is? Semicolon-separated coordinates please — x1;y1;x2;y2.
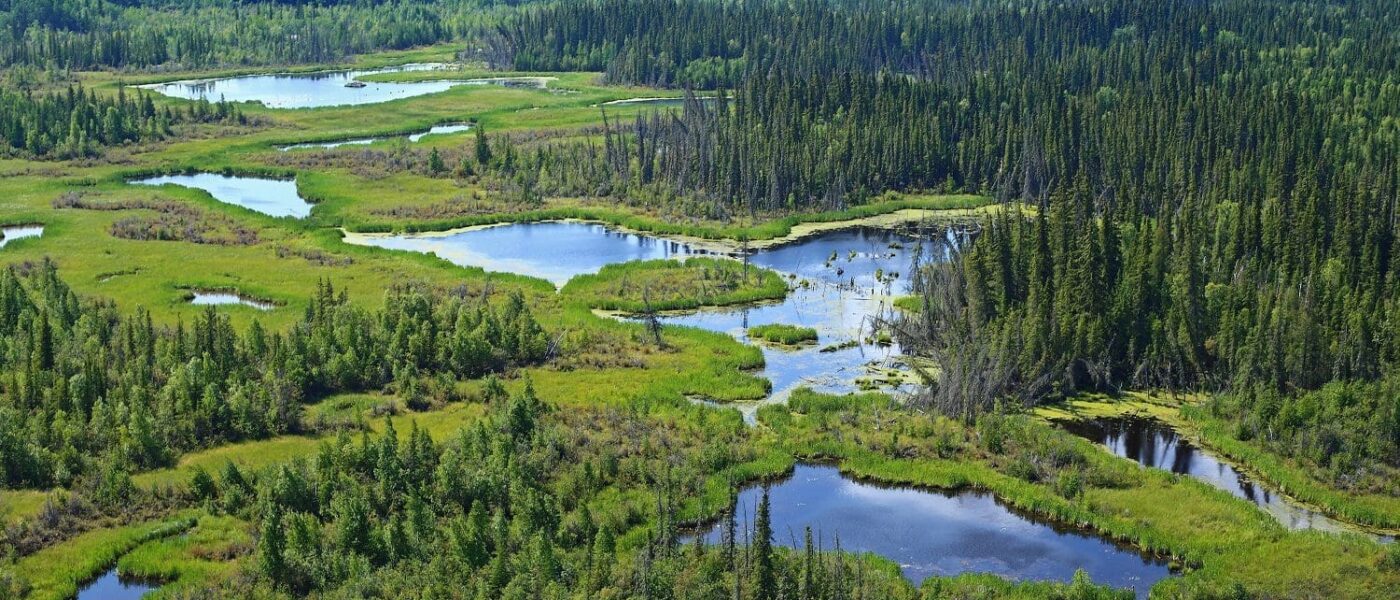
747;323;819;345
560;257;788;312
1038;394;1400;533
760;390;1400;598
893;294;923;313
117;514;251;598
10;513;196;600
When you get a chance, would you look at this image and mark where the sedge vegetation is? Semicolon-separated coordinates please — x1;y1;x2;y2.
746;324;819;347
560;257;788;313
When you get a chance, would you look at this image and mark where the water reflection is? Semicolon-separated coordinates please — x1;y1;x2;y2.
75;567;157;600
130;173;312;218
190;291;275;310
659;228;947;407
139;63;552;109
1061;417;1392;540
0;224;43;248
693;464;1170;597
407;123;473;142
345;221;704;286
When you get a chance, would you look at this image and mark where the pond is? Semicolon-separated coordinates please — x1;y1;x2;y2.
189;291;276;310
0;224;43;248
130;173;312;218
1060;417;1392;540
345;221;703;286
139;64;552;109
693;464;1171;597
75;567;158;600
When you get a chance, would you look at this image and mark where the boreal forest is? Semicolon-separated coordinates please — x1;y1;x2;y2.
1;0;1398;599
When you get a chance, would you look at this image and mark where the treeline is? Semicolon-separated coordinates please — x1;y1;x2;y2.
0;0;498;70
0;261;548;489
490;0;1400;88
0;85;242;158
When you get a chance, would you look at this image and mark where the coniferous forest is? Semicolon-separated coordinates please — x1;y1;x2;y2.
2;0;1400;599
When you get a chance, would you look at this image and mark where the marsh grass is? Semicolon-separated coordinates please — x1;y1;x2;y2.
762;389;1400;597
1042;395;1400;532
11;514;196;600
560;257;787;312
748;323;819;345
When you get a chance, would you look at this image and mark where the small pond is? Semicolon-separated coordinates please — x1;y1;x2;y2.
75;567;158;600
0;224;43;248
130;173;312;218
694;464;1171;597
1060;417;1392;540
139;64;552;109
190;291;275;310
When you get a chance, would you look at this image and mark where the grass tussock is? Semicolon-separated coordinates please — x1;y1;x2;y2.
748;323;818;345
561;257;787;312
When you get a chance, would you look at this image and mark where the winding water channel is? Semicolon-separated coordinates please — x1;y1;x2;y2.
1060;417;1394;541
75;567;157;600
279;122;473;151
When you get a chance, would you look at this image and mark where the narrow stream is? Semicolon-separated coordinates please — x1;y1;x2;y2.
279;122;472;151
1060;417;1393;541
75;567;157;600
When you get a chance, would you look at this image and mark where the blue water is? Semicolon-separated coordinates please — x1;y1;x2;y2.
696;464;1171;597
130;173;311;218
1062;417;1395;542
348;223;946;406
75;567;157;600
349;221;703;286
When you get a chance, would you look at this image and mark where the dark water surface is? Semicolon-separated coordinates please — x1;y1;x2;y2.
75;567;157;600
695;464;1171;597
1060;417;1392;540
